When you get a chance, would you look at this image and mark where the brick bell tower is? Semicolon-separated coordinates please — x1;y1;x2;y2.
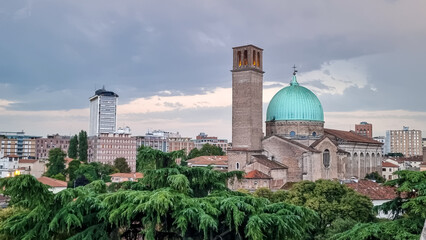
228;45;264;184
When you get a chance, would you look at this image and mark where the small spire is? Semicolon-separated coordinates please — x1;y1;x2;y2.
290;65;299;86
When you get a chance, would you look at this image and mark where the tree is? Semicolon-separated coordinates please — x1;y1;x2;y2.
51;173;66;181
331;170;426;239
187;143;225;159
67;159;81;181
286;180;374;235
386;152;404;157
365;171;386;183
78;130;88;162
67;134;78;159
136;145;185;171
0;148;320;240
45;148;66;177
114;157;131;173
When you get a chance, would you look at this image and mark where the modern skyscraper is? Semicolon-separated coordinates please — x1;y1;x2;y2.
89;87;119;136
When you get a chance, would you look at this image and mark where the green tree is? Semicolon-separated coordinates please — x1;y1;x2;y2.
136;145;185;171
114;157;131;173
67;159;81;181
45;148;66;177
186;143;225;159
67;134;78;159
0;148;320;240
51;173;66;181
78;130;88;162
286;180;374;235
365;171;386;183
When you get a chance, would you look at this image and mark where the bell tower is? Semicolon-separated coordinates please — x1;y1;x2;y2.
231;45;264;150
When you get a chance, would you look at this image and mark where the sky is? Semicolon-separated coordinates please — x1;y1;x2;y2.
1;0;426;140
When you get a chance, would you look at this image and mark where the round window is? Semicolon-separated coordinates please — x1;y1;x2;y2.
290;131;296;137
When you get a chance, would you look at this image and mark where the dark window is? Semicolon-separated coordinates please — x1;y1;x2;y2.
243;50;248;65
237;51;242;67
323;149;330;168
312;132;317;137
236;162;240;170
253;50;256;66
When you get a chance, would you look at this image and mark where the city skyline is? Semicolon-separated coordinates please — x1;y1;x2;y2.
1;1;426;139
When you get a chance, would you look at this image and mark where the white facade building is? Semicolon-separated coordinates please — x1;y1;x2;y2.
89;87;119;136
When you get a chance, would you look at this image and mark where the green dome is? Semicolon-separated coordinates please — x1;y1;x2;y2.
266;75;324;122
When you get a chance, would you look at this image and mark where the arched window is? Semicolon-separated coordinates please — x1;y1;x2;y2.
257;52;260;67
253;50;256;66
312;132;317;137
236;162;240;170
323;149;330;168
290;131;296;137
243;50;248;65
237;51;242;67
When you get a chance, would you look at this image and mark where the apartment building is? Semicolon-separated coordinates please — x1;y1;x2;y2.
385;127;422;157
36;134;71;160
0;131;41;158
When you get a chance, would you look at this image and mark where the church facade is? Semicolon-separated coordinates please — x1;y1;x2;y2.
228;45;383;191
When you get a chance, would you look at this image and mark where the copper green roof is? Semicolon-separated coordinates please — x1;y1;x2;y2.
266;75;324;122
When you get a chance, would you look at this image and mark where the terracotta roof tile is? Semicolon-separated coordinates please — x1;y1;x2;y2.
110;172;143;179
325;129;383;145
252;155;288;169
187;156;228;166
18;159;38;164
382;162;399;168
37;176;68;188
345;180;397;200
244;170;272;179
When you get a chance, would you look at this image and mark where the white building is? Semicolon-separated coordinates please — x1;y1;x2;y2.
373;136;386;155
385;127;422;157
89;87;119;136
0;152;20;178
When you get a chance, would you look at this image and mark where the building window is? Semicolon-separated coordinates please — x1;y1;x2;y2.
323;149;330;168
312;132;317;137
382;168;386;172
236;162;240;170
290;131;296;137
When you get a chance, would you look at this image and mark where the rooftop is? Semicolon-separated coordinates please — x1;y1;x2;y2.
382;162;399;168
345;180;397;200
325;129;383;145
37;176;68;188
244;170;272;179
110;172;143;179
187;155;228;166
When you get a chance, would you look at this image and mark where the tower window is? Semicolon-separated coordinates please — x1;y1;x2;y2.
243;50;248;65
257;52;260;67
237;51;242;67
253;50;256;66
323;149;330;168
236;162;240;170
290;131;296;137
312;132;317;137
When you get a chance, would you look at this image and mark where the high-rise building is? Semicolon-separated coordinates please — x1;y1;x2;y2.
0;131;41;159
385;127;422;157
355;122;373;138
89;87;119;136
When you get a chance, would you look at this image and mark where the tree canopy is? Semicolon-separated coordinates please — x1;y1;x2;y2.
0;147;320;240
187;143;225;159
67;134;78;159
78;130;88;162
45;148;66;177
114;157;131;173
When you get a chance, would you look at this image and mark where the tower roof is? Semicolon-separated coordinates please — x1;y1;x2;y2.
266;73;324;122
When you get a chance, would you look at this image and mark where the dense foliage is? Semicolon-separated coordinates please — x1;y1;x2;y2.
114;157;131;173
0;148;320;240
45;148;66;177
78;130;88;162
67;134;78;159
365;171;386;183
332;170;426;240
187;143;225;160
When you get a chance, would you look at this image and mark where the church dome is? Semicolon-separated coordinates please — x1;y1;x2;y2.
266;74;324;122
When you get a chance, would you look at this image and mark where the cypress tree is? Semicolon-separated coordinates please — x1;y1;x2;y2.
78;130;88;162
67;134;78;159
